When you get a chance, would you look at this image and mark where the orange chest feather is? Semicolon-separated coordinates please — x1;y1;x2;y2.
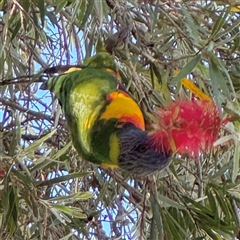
100;91;145;130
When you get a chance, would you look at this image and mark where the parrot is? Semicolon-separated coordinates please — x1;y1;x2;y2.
41;52;170;176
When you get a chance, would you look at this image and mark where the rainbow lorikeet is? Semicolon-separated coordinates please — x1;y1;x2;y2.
41;52;223;174
41;52;170;175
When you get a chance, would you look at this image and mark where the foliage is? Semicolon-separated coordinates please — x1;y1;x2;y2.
1;0;240;239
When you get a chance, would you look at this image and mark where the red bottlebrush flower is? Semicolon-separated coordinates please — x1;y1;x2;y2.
0;169;6;178
150;100;222;159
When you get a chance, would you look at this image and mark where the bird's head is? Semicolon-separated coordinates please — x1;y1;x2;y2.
117;124;171;176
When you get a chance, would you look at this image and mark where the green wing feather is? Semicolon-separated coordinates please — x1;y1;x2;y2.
43;67;120;166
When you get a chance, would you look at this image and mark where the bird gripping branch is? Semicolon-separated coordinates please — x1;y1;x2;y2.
41;52;223;175
41;52;170;175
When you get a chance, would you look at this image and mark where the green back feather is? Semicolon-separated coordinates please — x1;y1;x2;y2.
84;52;118;72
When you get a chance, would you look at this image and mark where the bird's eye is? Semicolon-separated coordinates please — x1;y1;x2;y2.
136;145;147;153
